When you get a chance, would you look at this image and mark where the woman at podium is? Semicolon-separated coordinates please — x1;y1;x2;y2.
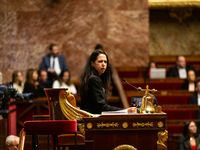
79;50;136;114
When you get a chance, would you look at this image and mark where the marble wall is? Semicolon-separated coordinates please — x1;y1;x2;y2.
150;9;200;55
0;0;149;83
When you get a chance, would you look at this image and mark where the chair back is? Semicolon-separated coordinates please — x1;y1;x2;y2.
44;88;68;120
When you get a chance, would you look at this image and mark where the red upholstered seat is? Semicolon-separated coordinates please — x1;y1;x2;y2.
163;109;197;120
19;118;77;150
123;82;182;91
118;71;140;78
24;120;77;134
167;125;184;135
127;95;190;106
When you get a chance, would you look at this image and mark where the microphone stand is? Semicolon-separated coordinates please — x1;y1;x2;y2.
122;78;158;106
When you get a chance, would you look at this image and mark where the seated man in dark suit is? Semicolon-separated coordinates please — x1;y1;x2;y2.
37;69;52;97
188;80;200;105
167;55;198;78
40;43;69;85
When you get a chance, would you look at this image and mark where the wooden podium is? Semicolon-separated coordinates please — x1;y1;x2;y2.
83;113;167;150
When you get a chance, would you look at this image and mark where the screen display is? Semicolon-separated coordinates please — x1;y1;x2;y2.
131;96;143;108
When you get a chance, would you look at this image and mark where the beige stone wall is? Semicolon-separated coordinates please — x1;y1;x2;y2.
0;0;149;83
150;9;200;55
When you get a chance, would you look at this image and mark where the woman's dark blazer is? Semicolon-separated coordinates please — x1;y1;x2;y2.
179;135;200;150
80;76;122;114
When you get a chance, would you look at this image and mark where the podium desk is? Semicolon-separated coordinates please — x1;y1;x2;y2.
83;113;166;150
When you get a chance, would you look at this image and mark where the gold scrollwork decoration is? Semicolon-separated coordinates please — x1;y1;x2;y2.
122;122;128;129
157;130;168;148
114;144;137;150
97;122;119;128
132;122;154;128
87;122;93;129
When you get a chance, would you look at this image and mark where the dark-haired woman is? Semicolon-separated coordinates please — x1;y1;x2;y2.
52;70;77;95
79;50;136;114
179;121;200;150
23;69;41;98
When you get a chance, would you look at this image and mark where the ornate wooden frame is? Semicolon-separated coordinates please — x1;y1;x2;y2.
149;0;200;9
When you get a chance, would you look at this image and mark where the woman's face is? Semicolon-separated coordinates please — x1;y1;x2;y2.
17;72;23;82
150;62;156;69
91;54;107;76
188;121;197;134
32;71;38;81
63;71;69;83
188;70;196;82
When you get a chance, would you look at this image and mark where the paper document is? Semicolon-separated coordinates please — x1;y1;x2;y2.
101;109;128;115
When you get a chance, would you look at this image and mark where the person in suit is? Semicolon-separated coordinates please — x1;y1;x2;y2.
168;55;198;78
5;135;19;150
79;50;136;114
188;80;200;105
179;121;200;150
40;43;69;85
180;70;196;92
37;69;51;97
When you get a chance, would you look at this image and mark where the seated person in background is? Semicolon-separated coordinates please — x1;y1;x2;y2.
38;69;51;97
179;121;200;150
94;44;104;51
144;61;157;78
40;43;69;86
180;70;196;92
5;135;19;150
11;71;24;94
188;80;200;105
79;50;136;114
168;55;198;78
52;70;77;95
23;68;41;98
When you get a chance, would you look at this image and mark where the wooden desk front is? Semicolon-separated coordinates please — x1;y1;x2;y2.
83;113;166;150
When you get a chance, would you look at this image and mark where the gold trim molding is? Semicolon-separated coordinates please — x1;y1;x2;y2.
149;0;200;9
97;122;119;128
132;122;154;128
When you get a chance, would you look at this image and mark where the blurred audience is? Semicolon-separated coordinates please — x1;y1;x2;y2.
179;121;200;150
144;61;157;78
168;55;198;78
38;69;51;97
11;71;24;94
180;70;196;92
188;80;200;105
40;43;69;86
52;70;77;95
5;135;19;150
23;68;41;98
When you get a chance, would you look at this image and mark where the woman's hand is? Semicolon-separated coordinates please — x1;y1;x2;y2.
126;107;137;114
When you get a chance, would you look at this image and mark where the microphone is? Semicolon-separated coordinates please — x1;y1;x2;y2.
122;78;158;106
122;78;144;93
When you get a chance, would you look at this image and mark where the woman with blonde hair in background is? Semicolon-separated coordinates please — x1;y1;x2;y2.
12;71;24;94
